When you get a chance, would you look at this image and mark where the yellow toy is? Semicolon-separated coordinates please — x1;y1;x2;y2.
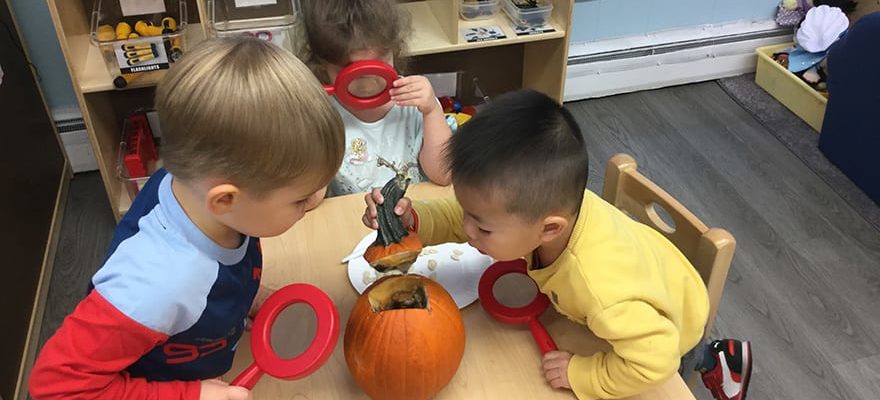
135;20;164;36
162;17;183;62
445;112;472;126
115;22;132;40
96;24;115;41
124;48;155;58
122;42;154;52
161;17;177;33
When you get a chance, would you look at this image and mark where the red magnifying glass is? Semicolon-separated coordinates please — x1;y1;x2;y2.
231;283;340;389
324;60;399;110
478;259;558;354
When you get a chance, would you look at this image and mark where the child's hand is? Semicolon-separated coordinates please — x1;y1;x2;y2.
200;379;252;400
390;75;441;116
362;187;414;230
542;351;573;390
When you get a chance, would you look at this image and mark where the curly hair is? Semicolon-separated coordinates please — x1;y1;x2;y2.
302;0;410;81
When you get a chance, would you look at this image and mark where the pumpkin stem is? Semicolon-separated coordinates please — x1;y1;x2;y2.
375;158;412;246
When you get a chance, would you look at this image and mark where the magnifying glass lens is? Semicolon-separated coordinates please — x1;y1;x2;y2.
347;75;388;99
493;273;538;308
270;304;318;360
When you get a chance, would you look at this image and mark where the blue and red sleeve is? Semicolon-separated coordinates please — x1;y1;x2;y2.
29;291;201;400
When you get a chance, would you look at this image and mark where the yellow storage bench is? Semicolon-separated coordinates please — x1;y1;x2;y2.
755;43;828;132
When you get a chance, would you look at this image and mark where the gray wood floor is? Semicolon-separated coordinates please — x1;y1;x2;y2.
34;81;880;400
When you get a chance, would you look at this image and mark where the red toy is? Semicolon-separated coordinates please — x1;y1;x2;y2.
123;113;158;178
478;259;558;353
324;60;398;110
439;96;456;113
231;283;340;389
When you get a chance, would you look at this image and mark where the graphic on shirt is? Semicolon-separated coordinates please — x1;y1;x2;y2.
349;138;369;164
163;338;227;364
95;170;261;381
328;98;426;197
378;157;418;182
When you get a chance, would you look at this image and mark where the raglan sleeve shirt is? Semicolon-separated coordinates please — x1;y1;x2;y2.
30;170;261;400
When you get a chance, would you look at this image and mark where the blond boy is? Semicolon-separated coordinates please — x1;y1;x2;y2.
29;37;344;400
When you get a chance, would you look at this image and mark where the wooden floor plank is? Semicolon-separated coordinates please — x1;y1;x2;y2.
35;172;115;356
834;354;880;400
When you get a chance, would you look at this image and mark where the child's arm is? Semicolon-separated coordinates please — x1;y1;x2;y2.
362;189;467;245
390;76;452;185
563;301;681;399
29;291;247;400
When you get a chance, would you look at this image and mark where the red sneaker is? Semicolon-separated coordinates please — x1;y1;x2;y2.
700;339;752;400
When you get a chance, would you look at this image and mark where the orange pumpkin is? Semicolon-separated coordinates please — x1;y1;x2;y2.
363;230;422;272
344;275;465;400
364;176;423;272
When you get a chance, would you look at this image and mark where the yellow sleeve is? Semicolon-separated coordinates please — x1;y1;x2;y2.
411;198;469;245
567;301;681;400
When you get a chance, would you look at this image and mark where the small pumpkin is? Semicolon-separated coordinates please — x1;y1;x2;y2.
344;275;465;400
364;169;423;273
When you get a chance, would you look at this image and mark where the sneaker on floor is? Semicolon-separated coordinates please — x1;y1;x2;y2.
700;339;752;400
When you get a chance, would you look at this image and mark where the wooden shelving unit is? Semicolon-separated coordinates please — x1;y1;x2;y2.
48;0;574;219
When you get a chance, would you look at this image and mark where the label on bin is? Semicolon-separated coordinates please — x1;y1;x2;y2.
114;38;171;74
513;23;556;36
462;26;507;43
120;0;166;16
235;0;277;6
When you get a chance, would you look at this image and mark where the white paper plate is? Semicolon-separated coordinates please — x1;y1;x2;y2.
346;231;493;308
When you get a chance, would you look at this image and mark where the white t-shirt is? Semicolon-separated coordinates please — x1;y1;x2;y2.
328;98;425;197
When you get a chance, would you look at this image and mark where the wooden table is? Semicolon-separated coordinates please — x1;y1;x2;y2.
223;184;696;400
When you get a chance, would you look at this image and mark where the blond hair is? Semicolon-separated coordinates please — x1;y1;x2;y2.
155;37;344;195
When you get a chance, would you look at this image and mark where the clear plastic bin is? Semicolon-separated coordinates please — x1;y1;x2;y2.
90;0;188;89
502;0;553;28
207;0;304;56
460;0;499;21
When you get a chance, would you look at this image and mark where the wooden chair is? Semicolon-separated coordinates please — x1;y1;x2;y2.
602;154;736;338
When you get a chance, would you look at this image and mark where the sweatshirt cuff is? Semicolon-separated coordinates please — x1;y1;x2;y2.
568;353;598;400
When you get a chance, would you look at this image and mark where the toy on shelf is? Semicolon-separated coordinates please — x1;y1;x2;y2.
122;113;158;179
460;0;499;21
90;0;188;90
435;73;490;132
503;0;553;28
440;96;477;130
118;111;160;199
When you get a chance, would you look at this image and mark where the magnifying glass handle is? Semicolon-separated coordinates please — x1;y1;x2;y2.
230;362;264;389
528;319;558;353
323;85;335;96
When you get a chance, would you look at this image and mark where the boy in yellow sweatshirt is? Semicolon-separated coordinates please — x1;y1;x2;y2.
362;90;752;400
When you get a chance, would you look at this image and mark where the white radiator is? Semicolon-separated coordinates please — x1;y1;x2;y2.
565;20;793;101
55;115;98;173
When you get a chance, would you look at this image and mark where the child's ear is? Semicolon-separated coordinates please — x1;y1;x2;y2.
205;184;241;216
539;215;569;243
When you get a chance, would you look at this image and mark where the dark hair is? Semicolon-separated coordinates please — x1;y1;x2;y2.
302;0;409;80
447;90;589;220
